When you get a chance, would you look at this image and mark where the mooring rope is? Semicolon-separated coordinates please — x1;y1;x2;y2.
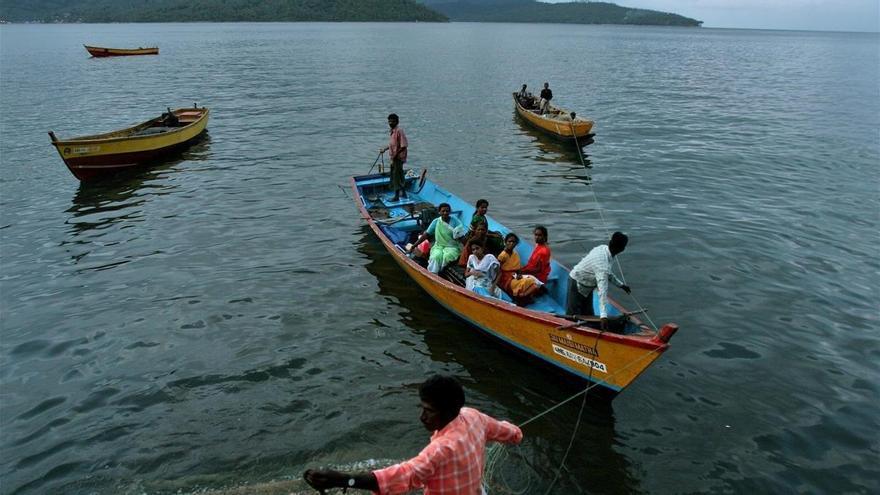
484;320;668;494
569;120;658;333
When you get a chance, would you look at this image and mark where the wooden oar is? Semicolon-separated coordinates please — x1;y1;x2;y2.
556;309;647;330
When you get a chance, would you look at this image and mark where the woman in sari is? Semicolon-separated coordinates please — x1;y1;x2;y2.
497;233;543;302
409;203;464;274
464;241;503;298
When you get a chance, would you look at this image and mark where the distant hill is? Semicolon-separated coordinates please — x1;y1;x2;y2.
0;0;700;26
0;0;448;23
421;0;702;26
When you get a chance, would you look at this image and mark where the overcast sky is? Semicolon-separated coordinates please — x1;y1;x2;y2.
547;0;880;32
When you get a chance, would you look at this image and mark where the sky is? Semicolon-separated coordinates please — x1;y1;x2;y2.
547;0;880;32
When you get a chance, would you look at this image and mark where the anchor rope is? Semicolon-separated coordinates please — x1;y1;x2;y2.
569;120;658;333
485;336;667;493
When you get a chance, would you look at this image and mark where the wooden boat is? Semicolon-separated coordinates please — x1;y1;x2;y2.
513;92;594;142
352;172;678;396
84;45;158;57
49;105;209;181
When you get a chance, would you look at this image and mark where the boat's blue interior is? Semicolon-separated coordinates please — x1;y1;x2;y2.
355;172;632;324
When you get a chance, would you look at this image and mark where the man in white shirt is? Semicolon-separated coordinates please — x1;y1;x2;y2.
566;232;631;329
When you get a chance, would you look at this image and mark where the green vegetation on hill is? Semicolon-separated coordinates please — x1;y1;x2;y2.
422;0;702;26
1;0;448;23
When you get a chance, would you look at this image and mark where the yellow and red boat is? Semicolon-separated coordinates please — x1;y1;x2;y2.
49;106;209;181
352;172;678;396
513;92;594;142
84;45;159;57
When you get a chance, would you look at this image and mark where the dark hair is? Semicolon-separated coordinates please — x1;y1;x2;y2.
419;375;465;417
387;113;399;122
505;233;519;245
473;220;488;229
475;199;489;209
534;225;548;238
610;231;629;251
469;239;483;249
437;202;451;211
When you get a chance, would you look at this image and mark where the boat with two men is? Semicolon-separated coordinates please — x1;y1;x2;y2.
49;105;209;181
513;92;594;142
84;45;159;57
352;171;678;396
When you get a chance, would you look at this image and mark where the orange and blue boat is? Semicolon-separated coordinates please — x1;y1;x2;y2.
513;92;594;142
84;45;158;57
352;172;678;396
49;105;209;181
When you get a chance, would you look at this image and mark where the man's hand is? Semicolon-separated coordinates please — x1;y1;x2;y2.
621;284;631;294
303;469;343;491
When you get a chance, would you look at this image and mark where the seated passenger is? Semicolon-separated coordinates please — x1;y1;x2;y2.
408;202;464;274
497;233;543;303
407;239;431;268
464;241;503;298
458;220;503;267
468;199;504;243
517;84;529;100
520;225;552;283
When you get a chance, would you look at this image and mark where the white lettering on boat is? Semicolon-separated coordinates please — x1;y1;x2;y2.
552;344;607;373
72;146;100;155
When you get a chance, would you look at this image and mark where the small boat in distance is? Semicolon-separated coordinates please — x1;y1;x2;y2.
513;92;594;142
84;45;159;57
352;172;678;396
49;105;209;181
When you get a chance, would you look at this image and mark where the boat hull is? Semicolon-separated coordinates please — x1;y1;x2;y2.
513;93;594;141
352;175;675;395
85;45;159;57
50;107;209;181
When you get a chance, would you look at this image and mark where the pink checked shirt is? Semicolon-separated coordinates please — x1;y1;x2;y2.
389;126;408;163
373;407;523;495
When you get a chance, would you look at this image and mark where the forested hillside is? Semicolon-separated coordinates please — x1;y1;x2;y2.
422;0;702;26
1;0;448;23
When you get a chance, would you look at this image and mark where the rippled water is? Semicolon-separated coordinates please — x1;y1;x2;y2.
1;23;878;494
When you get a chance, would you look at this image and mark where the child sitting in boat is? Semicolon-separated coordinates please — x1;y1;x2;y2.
497;233;544;304
464;241;503;298
458;220;503;267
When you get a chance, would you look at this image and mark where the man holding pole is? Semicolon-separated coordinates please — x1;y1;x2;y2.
379;113;408;202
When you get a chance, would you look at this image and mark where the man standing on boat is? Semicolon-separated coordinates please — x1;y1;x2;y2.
379;113;408;202
566;232;632;329
302;374;522;495
539;82;553;114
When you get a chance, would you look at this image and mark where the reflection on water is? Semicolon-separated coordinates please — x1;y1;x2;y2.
65;133;212;235
513;113;595;166
357;227;642;493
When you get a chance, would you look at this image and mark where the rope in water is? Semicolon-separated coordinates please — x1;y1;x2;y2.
569;120;659;333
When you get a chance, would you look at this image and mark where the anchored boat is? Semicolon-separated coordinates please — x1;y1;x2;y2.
84;45;159;57
49;105;209;181
352;172;677;396
513;92;594;142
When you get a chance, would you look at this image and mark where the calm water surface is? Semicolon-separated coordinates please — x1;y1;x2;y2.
1;23;878;494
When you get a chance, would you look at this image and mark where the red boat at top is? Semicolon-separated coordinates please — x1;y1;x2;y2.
84;45;159;57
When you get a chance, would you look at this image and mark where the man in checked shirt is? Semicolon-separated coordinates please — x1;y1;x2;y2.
303;375;522;494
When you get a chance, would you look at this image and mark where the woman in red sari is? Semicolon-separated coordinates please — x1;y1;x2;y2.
520;225;551;283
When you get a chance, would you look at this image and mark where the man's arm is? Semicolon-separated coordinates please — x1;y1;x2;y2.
303;469;379;492
484;415;523;445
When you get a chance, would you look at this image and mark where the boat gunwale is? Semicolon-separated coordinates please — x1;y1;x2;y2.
50;108;209;147
350;175;669;353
